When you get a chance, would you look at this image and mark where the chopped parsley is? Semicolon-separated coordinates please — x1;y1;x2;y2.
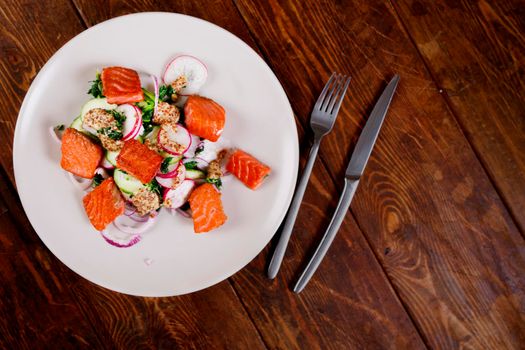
146;179;162;196
158;84;174;102
87;72;103;98
206;177;222;190
183;161;199;170
160;157;174;174
54;124;65;131
108;109;126;129
92;173;104;188
98;127;123;140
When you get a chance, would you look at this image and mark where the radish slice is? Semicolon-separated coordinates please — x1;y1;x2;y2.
157;159;182;178
117;104;142;141
157;124;191;155
184;134;201;158
162;55;208;95
100;228;142;248
156;165;185;188
163;180;195;209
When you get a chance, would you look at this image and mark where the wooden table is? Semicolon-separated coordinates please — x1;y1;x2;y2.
1;0;524;348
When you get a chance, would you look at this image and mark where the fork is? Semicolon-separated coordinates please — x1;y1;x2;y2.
267;72;351;279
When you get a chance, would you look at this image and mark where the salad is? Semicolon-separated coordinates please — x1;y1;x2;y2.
54;55;271;248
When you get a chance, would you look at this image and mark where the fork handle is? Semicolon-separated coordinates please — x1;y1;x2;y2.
267;138;321;279
293;178;359;293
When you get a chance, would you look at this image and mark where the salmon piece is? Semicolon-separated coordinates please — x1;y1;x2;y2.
188;183;227;233
116;139;163;184
184;96;225;142
101;67;144;104
61;128;103;179
226;149;271;190
83;178;125;231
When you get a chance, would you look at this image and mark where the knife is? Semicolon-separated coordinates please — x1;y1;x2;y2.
293;75;400;293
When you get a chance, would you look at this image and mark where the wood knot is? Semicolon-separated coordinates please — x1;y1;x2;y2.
386;211;401;234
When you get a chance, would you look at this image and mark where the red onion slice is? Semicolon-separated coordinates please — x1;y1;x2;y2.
100;229;141;248
152;75;159;117
113;213;158;235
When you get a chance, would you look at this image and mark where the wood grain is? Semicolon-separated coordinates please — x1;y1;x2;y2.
0;170;103;349
234;0;525;348
392;0;525;234
71;0;426;348
0;0;86;185
1;0;524;348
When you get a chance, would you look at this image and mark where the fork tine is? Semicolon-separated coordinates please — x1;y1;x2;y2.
314;72;337;111
320;74;343;112
329;76;351;115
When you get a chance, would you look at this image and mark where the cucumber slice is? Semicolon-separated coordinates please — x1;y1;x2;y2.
80;98;117;119
70;115;83;131
105;150;120;167
185;169;205;180
114;169;144;195
144;126;160;144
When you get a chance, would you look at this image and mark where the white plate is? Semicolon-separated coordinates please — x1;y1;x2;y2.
13;13;298;296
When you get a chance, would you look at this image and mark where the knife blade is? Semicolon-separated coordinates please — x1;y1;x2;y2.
345;74;399;179
293;75;399;293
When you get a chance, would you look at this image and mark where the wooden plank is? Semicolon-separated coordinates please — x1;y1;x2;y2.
0;0;86;185
71;0;426;348
0;173;103;348
234;0;525;348
392;0;525;233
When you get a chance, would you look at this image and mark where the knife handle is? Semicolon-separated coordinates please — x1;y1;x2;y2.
293;178;359;293
267;138;321;279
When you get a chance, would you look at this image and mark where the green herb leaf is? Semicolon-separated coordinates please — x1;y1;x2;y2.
87;72;104;98
55;124;65;131
206;177;222;190
158;84;174;102
147;179;162;195
160;157;174;174
92;173;104;188
108;109;126;129
98;127;123;140
184;161;199;170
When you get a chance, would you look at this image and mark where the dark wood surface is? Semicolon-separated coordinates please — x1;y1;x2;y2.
0;0;524;348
